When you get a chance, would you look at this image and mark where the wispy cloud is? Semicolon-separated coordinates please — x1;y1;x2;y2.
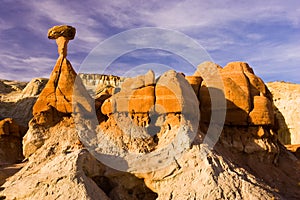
0;53;56;80
0;0;299;83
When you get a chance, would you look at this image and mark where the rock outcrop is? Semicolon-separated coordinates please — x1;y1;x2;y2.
102;70;155;116
98;69;198;155
267;82;300;145
0;80;27;98
95;61;300;199
0;79;47;127
32;57;77;124
21;78;48;98
0;118;24;164
0;81;14;94
25;25;93;156
32;25;89;126
193;62;278;161
198;61;273;126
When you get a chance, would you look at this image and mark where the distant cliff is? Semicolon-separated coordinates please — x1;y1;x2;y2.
78;73;124;88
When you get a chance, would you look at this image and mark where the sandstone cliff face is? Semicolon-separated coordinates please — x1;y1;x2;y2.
198;61;273;126
192;62;279;163
267;82;300;145
79;74;123;93
98;69;199;156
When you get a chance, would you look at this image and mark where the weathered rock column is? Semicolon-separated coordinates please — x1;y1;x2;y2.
48;25;76;58
32;25;76;125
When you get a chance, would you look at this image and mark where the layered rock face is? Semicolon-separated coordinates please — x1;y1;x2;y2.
198;61;273;126
92;62;298;198
194;62;278;161
99;69;198;155
79;73;123;97
267;82;300;145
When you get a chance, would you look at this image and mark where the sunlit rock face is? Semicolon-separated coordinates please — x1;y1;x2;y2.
267;82;300;145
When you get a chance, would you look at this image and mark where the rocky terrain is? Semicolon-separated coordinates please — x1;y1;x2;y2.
0;25;299;199
267;82;300;145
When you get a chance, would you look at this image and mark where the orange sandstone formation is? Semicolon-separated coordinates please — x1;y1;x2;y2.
32;25;77;125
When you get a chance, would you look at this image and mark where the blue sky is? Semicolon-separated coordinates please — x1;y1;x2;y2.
0;0;299;83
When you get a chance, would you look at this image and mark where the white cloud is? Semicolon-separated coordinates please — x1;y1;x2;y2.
245;41;300;63
0;0;299;82
0;53;56;81
142;1;300;30
245;33;264;41
26;1;105;46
